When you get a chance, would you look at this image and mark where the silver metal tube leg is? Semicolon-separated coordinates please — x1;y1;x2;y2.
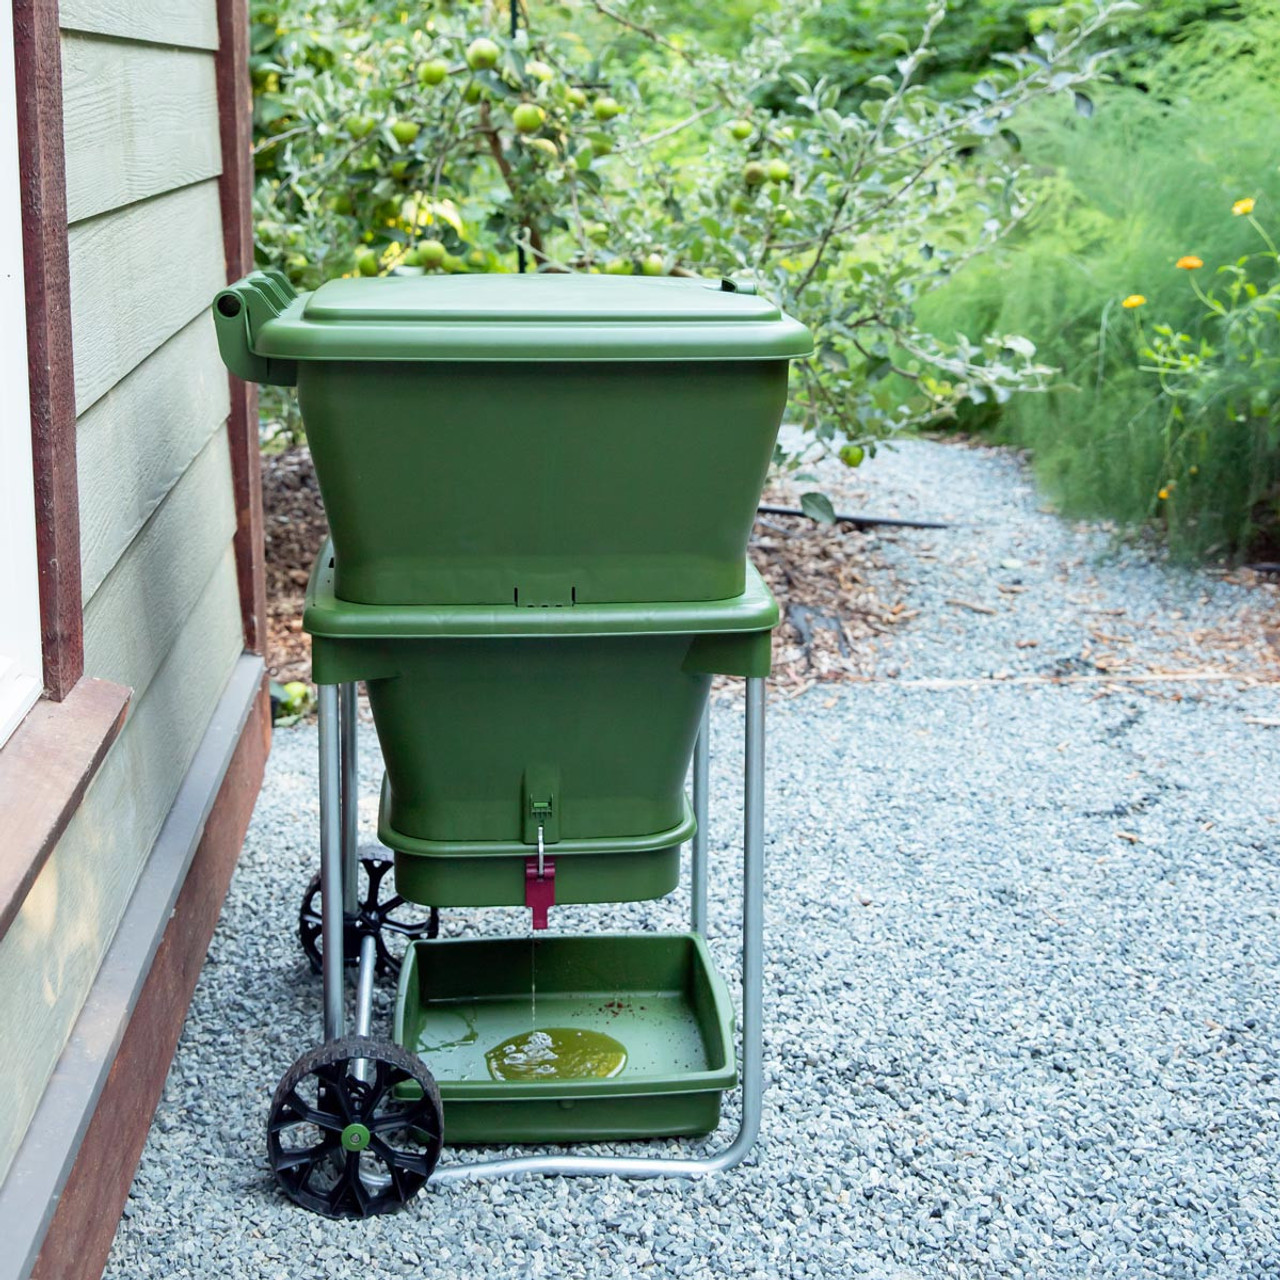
431;676;767;1184
354;934;377;1040
353;934;378;1081
340;683;359;915
736;675;766;1154
691;701;710;936
319;684;346;1042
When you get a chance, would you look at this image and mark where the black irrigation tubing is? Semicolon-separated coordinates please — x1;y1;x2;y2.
1244;563;1280;574
755;504;952;532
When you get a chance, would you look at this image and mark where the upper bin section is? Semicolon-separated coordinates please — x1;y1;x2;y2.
212;269;812;383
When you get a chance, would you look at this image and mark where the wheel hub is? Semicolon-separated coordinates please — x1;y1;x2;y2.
340;1122;371;1152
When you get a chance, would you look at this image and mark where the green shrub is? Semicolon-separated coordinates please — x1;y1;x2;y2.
914;0;1280;557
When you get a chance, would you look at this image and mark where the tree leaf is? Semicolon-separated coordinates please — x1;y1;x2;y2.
800;491;837;525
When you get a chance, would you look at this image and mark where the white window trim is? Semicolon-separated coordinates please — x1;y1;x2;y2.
0;0;44;744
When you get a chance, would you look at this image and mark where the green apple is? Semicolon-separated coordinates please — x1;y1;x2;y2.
641;253;665;276
418;58;449;86
525;58;554;83
391;120;420;145
356;250;379;276
743;161;766;186
592;96;622;121
512;102;545;134
417;239;446;268
603;257;633;275
566;87;587;109
526;136;559;160
344;114;376;139
466;37;500;71
766;158;791;184
729;119;753;141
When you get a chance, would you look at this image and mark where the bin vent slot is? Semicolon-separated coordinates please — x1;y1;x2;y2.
513;580;576;607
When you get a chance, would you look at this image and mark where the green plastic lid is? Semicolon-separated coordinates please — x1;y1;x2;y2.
217;271;812;366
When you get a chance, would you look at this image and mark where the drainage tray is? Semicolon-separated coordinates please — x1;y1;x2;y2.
394;933;736;1144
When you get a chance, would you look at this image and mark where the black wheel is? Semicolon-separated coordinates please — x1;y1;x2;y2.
298;849;438;979
267;1036;444;1218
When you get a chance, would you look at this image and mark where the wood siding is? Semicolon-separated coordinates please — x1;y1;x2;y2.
0;556;242;1180
76;315;229;603
60;35;221;224
68;179;227;415
58;0;219;53
0;0;245;1184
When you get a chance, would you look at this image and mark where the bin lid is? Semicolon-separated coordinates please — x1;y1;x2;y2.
248;273;812;363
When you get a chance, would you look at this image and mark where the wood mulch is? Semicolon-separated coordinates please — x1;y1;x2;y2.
260;445;898;692
262;446;326;686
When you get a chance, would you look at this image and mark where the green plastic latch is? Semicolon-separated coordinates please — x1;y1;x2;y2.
522;765;560;845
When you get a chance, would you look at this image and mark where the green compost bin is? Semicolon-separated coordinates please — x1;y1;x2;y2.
394;933;737;1143
214;269;811;606
305;542;777;907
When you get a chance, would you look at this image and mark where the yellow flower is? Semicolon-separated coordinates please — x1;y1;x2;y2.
1122;294;1146;309
1176;255;1203;270
1232;197;1256;217
1157;488;1169;501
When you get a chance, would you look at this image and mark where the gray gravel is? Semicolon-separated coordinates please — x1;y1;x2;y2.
106;440;1280;1279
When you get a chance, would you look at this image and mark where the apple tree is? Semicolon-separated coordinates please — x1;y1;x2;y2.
251;0;1135;459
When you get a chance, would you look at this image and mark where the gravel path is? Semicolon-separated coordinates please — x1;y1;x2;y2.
107;440;1280;1279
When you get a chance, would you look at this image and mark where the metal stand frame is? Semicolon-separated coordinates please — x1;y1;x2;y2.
315;678;766;1183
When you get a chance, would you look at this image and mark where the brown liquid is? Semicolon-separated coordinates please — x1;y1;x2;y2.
485;1027;627;1082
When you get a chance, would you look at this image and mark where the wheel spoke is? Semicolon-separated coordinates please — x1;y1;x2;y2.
381;916;432;937
273;1134;339;1173
371;1135;432;1178
269;1087;345;1134
340;1152;372;1216
365;1055;401;1107
368;1107;439;1144
363;858;393;899
317;1070;356;1125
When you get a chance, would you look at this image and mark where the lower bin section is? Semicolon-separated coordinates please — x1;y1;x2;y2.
366;634;710;844
304;545;777;850
382;779;690;907
394;934;737;1144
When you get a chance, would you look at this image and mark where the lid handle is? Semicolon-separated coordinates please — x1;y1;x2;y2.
212;270;300;387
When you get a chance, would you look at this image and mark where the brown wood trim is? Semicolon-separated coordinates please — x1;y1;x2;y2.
14;0;83;701
0;678;130;941
216;0;266;655
29;676;270;1280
